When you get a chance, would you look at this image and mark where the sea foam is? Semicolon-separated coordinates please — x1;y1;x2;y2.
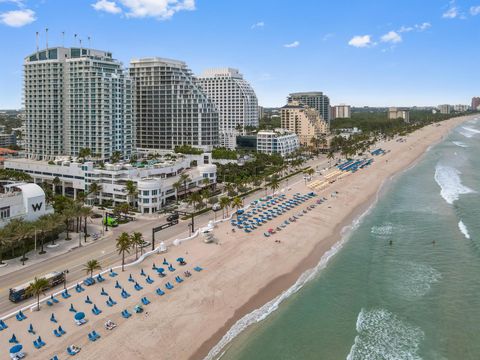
434;164;474;205
347;308;424;360
387;261;442;299
458;126;480;138
452;141;468;148
458;221;471;239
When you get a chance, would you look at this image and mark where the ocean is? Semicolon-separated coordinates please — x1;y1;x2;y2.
214;118;480;360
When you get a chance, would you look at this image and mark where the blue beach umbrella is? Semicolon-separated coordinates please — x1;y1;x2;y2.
176;257;184;263
74;312;85;321
10;344;22;354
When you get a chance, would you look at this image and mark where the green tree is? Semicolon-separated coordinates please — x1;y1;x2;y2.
87;182;102;205
231;197;243;218
269;177;280;194
116;232;131;271
26;277;49;311
110;151;122;163
219;196;231;218
188;192;203;211
83;259;102;279
130;232;144;260
173;181;182;204
179;173;191;198
125;180;138;207
78;147;91;161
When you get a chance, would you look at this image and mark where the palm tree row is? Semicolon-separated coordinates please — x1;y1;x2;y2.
116;231;144;271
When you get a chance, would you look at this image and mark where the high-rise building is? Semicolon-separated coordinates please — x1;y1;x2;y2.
453;104;470;112
288;92;330;123
257;128;299;157
130;58;219;152
197;68;258;149
281;100;329;147
438;104;452;114
388;107;410;123
332;104;351;119
471;97;480;111
24;47;132;161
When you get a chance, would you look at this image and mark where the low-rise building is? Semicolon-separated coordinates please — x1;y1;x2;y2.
453;104;470;112
388;107;410;123
5;153;217;214
0;182;53;227
257;129;299;157
438;104;452;114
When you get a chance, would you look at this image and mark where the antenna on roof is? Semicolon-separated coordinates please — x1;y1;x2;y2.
88;36;91;49
62;31;65;47
45;28;49;59
35;31;39;60
74;33;77;47
79;38;83;55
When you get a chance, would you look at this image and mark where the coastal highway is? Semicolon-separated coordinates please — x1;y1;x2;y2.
0;158;328;315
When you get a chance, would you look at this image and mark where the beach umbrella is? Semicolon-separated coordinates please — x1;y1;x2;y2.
10;345;22;354
74;312;85;321
176;257;184;263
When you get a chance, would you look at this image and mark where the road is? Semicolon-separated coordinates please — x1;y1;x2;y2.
0;157;329;315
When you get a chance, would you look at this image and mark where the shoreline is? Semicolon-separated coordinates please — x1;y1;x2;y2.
0;115;474;360
192;115;473;360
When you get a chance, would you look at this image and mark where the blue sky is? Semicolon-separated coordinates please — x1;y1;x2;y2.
0;0;479;108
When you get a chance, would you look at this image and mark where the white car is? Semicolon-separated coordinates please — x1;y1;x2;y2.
212;203;221;211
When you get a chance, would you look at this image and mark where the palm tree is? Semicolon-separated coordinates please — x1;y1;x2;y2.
83;259;101;279
219;196;231;218
231;197;243;219
79;206;93;243
110;151;122;164
201;188;211;205
125;180;138;207
52;176;61;195
201;177;211;188
173;181;182;204
327;151;335;166
188;192;203;211
179;173;191;199
116;232;131;271
26;277;49;311
87;182;102;205
78;147;91;161
130;232;144;260
269;177;280;194
7;219;34;265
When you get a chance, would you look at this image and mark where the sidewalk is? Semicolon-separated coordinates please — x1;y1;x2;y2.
0;223;110;277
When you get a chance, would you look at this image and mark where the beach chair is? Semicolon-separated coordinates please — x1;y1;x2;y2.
69;304;77;312
156;288;165;296
47;299;54;306
121;289;130;299
58;326;66;335
85;295;92;304
67;347;77;356
92;305;102;316
54;329;62;337
115;280;122;289
50;313;57;323
9;334;18;343
75;284;84;293
61;290;71;299
0;319;8;330
34;339;42;349
175;276;183;283
121;309;131;319
109;269;118;277
51;295;59;303
134;282;143;291
194;266;203;272
88;332;97;342
146;276;154;284
141;297;150;305
38;336;46;346
51;355;59;360
165;282;174;290
28;323;35;334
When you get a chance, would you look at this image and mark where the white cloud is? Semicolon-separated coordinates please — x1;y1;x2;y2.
381;31;402;43
348;35;372;48
283;40;300;48
119;0;195;19
322;33;334;41
251;21;264;29
416;22;431;31
92;0;122;14
91;0;196;20
0;8;35;27
443;6;459;18
470;6;480;15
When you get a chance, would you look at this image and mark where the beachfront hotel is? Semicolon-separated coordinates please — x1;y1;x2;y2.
256;129;300;157
24;47;133;162
129;58;219;153
5;153;216;214
281;100;329;147
197;68;258;149
288;91;331;124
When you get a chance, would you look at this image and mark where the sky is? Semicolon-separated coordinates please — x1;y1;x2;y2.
0;0;480;108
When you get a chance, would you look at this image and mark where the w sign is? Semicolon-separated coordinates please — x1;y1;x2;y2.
31;202;43;212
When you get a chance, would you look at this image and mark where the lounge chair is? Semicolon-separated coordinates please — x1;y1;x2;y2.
16;310;27;321
168;264;175;272
0;319;8;330
9;334;18;343
62;290;71;299
58;326;66;335
121;309;131;319
134;282;143;291
67;347;77;356
38;336;46;346
34;340;42;349
92;305;102;316
165;282;174;290
54;329;62;337
175;276;183;283
146;276;154;284
96;274;105;282
88;333;97;342
194;266;203;272
51;355;59;360
47;300;53;306
156;288;165;296
141;297;150;305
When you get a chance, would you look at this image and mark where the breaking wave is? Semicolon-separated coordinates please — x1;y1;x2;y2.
434;164;474;205
458;220;471;239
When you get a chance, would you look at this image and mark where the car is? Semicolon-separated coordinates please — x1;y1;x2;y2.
212;203;221;211
139;240;151;248
166;213;179;222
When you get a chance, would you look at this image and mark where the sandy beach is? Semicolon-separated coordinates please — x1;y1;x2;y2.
0;115;472;360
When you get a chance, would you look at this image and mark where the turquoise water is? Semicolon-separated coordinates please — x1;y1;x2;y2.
218;119;480;360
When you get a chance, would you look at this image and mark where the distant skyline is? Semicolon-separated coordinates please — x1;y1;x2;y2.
1;0;480;108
